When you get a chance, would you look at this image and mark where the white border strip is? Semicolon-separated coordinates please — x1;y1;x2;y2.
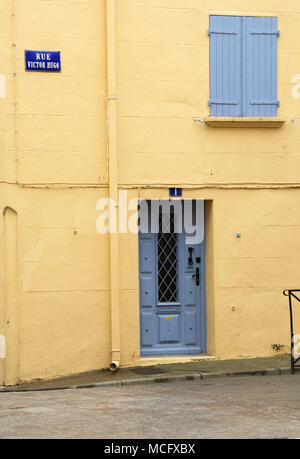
0;75;6;99
0;335;6;358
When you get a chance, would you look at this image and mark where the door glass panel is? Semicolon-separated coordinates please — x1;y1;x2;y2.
158;211;178;303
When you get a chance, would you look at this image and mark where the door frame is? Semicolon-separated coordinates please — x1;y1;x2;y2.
138;199;207;356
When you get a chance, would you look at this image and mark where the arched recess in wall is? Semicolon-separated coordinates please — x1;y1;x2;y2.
2;206;19;386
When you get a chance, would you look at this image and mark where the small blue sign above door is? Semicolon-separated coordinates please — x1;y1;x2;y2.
169;188;183;197
25;50;61;72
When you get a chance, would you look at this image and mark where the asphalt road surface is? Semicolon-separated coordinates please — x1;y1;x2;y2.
1;374;300;439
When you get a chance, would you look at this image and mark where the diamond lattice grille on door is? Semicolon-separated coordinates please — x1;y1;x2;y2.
158;212;178;303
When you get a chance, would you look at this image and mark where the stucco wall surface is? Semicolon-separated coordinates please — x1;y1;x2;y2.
1;0;300;384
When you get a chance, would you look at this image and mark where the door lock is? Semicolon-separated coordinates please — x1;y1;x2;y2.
188;247;194;266
193;267;200;286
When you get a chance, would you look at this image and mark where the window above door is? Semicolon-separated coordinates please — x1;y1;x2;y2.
209;15;280;119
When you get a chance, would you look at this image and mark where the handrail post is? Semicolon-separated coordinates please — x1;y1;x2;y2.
283;289;300;375
288;291;295;375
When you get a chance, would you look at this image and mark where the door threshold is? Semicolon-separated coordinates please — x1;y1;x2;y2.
138;354;215;366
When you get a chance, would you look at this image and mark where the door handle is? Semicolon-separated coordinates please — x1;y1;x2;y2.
193;267;200;286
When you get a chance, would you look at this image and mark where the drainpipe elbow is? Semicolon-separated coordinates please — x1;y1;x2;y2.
110;361;119;372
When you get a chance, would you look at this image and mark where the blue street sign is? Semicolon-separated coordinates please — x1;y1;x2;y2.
25;50;61;72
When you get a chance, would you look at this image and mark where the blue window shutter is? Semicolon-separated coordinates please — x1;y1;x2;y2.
243;16;279;117
209;16;242;117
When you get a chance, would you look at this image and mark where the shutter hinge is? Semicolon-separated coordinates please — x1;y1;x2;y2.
209;99;238;106
250;30;280;37
250;100;280;107
208;28;238;36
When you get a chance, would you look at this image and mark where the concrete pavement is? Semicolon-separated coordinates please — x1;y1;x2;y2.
1;373;300;438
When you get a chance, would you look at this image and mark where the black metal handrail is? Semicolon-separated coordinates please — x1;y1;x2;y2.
283;289;300;374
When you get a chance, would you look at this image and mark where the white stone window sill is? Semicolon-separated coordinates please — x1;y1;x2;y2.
204;117;286;127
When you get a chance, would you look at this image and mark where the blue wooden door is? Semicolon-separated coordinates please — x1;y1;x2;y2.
139;201;206;356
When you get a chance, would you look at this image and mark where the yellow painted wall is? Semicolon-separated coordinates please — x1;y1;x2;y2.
1;0;300;384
